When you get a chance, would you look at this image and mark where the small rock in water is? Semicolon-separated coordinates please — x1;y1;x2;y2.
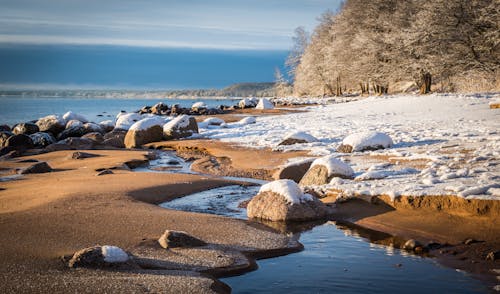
158;230;207;249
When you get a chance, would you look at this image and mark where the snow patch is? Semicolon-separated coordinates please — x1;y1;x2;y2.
115;113;143;130
101;245;129;263
256;98;274;110
259;179;313;204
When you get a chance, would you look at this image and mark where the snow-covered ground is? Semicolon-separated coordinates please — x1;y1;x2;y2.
200;93;500;200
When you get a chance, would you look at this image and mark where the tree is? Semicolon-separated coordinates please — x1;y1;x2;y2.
285;27;310;83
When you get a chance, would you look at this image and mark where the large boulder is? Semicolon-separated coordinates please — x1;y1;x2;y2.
12;122;39;135
0;131;13;147
65;120;83;129
83;122;104;134
68;245;129;268
337;131;393;153
124;117;165;148
29;132;56;148
4;134;34;150
62;111;88;123
36;115;66;135
278;131;318;146
158;230;207;249
274;158;315;183
19;162;52;174
82;132;104;144
255;98;274;110
247;179;329;222
238;98;258;109
99;120;115;133
115;113;143;130
58;125;86;140
163;115;198;140
191;101;207;112
103;130;127;148
299;155;354;186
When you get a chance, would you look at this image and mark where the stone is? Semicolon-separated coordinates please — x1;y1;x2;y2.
67;245;129;268
0;131;13;147
0;149;21;160
238;98;258;108
103;130;127;148
62;111;88;123
274;159;314;183
124;159;149;169
57;137;94;150
82;132;104;144
71;151;100;159
83;122;104;134
29;132;56;148
65;119;84;129
96;169;114;176
4;134;34;150
139;106;151;114
464;238;480;245
12;123;39;135
36;115;65;135
19;162;52;174
99;120;115;133
151;102;168;115
158;230;207;249
0;125;11;132
163;115;198;140
247;190;329;222
403;239;422;251
299;156;355;186
337;132;393;153
57;126;86;140
124;117;165;148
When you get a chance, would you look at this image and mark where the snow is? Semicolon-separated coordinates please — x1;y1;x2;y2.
284;131;318;143
115;113;143;130
101;245;129;263
163;115;193;131
129;116;167;131
99;120;114;128
192;101;207;109
311;155;355;178
199;93;500;200
259;179;313;204
255;98;274;110
220;116;256;128
62;111;88;124
342;131;393;151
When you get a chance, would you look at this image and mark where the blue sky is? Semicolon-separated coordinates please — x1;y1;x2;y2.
0;0;341;50
0;1;342;89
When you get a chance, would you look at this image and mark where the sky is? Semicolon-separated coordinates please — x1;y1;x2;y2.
0;0;342;89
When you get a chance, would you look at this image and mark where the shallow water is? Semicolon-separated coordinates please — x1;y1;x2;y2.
160;184;488;293
0;96;239;126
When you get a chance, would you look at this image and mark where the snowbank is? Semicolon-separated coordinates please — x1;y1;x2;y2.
341;131;393;152
259;179;313;204
311;155;355;178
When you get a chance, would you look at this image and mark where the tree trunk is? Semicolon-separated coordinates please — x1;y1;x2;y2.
335;76;342;96
419;72;432;94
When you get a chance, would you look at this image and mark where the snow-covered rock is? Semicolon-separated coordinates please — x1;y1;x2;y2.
12;122;39;135
300;155;355;185
158;230;207;249
115;113;143;130
101;245;129;263
247;179;329;222
163;115;198;140
62;111;88;123
279;131;318;146
238;98;258;108
191;101;207;109
83;122;103;134
66;120;83;129
255;98;274;110
29;132;56;148
151;102;168;115
202;117;225;126
338;131;393;152
274;158;315;183
124;117;166;148
36;115;66;135
99;120;115;132
68;245;129;268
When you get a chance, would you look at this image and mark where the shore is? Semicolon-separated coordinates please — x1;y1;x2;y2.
1;99;499;292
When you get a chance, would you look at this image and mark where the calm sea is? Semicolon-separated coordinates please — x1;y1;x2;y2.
0;96;240;126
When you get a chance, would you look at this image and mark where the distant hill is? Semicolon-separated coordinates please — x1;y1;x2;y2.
0;82;277;98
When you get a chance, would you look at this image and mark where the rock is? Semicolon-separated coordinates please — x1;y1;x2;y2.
82;132;104;144
99;120;115;132
36;115;66;135
158;230;207;249
139;106;151;114
71;151;100;159
151;102;168;115
103;130;127;148
170;104;181;115
485;251;500;261
489;100;500;109
255;98;274;110
57;137;94;150
65;119;83;129
83;122;104;134
29;132;56;148
124;117;165;148
299;155;354;185
67;245;129;268
12;123;39;135
163;115;198;140
463;238;480;245
238;98;258;108
278;131;318;146
0;149;21;159
4;134;34;150
0;125;11;132
274;158;315;183
191;101;207;112
115;113;143;130
96;169;114;176
62;111;88;123
19;162;52;174
201;117;225;126
403;239;422;251
57;125;86;140
337;131;393;153
247;179;329;222
0;131;13;147
124;159;149;169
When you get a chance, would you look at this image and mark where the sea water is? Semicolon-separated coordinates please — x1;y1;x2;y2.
0;96;240;126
